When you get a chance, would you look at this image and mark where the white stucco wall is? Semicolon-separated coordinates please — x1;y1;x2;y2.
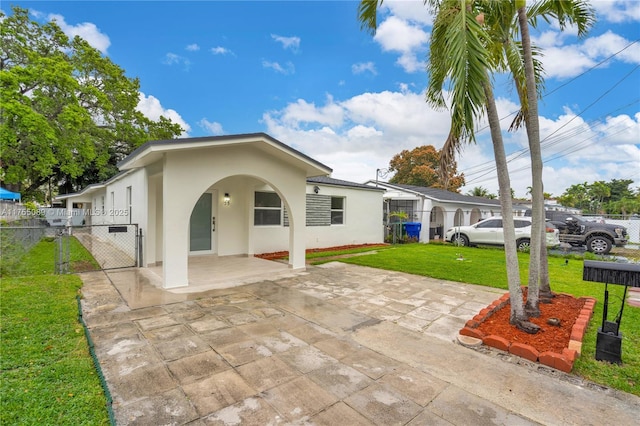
160;144;309;287
305;184;383;249
251;183;384;254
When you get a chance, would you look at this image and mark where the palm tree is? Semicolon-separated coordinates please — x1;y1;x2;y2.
360;0;531;328
515;0;594;313
467;186;494;198
358;0;594;329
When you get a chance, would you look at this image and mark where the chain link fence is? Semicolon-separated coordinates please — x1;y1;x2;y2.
1;221;141;276
69;224;141;270
0;219;55;276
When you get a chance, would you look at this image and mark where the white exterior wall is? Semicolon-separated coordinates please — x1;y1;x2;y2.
102;169;147;227
305;185;383;249
250;183;384;254
161;144;308;288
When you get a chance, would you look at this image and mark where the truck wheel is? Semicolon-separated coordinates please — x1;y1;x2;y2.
452;234;469;247
517;238;531;252
586;236;612;255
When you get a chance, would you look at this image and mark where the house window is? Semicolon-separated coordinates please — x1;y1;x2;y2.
254;191;281;225
101;196;105;215
331;197;344;225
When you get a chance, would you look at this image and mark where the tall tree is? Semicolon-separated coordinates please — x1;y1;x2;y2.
0;7;182;200
590;181;611;213
516;0;594;312
388;145;465;190
467;186;496;198
360;0;532;328
358;0;594;329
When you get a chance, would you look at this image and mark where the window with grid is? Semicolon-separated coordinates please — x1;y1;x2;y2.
254;192;282;225
331;197;344;225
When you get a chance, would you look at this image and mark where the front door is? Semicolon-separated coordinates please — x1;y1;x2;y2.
190;192;216;253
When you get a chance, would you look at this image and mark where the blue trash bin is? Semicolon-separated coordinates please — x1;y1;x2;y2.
404;222;421;239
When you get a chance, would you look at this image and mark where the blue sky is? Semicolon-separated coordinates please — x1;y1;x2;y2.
6;1;640;198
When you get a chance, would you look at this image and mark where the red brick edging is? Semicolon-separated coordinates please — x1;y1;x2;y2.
459;292;596;373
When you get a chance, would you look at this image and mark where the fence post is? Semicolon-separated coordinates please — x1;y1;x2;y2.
137;227;143;267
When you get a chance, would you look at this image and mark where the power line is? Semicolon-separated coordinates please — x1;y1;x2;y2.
460;66;640;184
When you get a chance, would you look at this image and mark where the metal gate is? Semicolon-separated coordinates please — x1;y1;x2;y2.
55;224;142;273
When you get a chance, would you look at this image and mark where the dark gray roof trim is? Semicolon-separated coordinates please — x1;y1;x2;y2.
308;176;385;191
118;132;332;173
383;182;501;206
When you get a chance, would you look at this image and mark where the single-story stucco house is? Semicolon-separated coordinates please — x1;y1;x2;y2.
365;181;530;242
58;133;384;288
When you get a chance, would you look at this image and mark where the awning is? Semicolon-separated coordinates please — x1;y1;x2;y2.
0;187;21;201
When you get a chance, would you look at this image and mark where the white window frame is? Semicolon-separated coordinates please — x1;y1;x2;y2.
254;191;282;226
330;196;345;225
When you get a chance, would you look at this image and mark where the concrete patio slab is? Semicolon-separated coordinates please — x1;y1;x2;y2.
77;262;640;425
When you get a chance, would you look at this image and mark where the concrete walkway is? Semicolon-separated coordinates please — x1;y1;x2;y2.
79;262;640;425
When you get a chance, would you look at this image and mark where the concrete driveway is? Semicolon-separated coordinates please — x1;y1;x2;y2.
79;262;640;425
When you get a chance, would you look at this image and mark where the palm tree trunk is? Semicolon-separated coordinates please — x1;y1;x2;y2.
518;4;545;317
483;81;527;324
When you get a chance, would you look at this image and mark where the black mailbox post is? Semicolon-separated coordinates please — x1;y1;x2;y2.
582;260;640;364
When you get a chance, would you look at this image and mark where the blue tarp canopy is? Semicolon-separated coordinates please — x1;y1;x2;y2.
0;187;21;201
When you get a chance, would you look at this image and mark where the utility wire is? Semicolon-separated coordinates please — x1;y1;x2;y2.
461;65;640;183
458;38;640;177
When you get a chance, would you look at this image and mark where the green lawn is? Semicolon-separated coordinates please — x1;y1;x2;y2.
0;239;109;425
325;243;639;396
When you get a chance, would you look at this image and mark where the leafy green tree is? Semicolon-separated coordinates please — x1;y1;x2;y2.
605;179;634;204
558;180;634;214
607;197;640;216
467;186;496;198
0;7;182;200
557;182;591;210
589;181;611;213
388;145;465;190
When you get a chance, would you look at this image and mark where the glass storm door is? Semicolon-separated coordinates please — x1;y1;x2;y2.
190;192;214;253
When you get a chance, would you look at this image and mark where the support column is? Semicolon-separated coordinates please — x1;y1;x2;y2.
162;158;189;288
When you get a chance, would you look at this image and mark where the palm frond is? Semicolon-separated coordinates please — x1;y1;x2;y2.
357;0;384;35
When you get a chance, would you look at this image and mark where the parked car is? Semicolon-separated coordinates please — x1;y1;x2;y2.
444;217;560;251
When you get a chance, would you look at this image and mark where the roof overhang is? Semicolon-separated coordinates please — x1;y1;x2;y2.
118;133;332;178
55;170;133;202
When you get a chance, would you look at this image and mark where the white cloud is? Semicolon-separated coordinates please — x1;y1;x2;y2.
262;88;452;185
137;92;191;137
163;53;181;65
592;0;640;23
271;34;301;51
582;31;640;64
352;62;377;75
186;43;200;51
198;119;224;135
460;107;640;198
47;13;110;54
163;52;191;69
211;46;233;55
261;87;638;199
373;16;429;73
532;30;639;79
262;60;295;75
382;0;434;26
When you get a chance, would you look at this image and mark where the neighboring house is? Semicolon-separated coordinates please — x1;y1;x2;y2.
57;133;384;288
366;181;530;242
